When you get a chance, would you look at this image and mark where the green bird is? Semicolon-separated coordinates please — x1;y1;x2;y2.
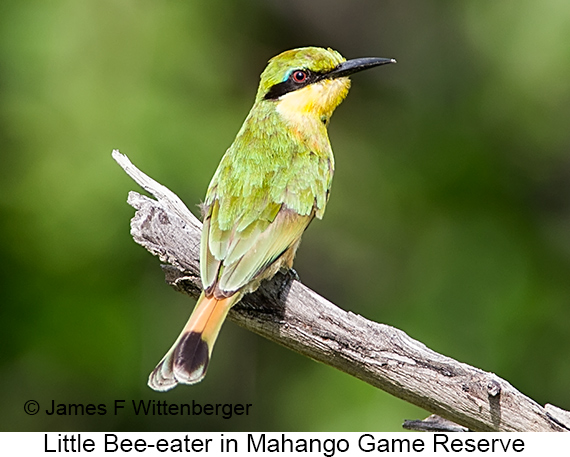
148;46;395;391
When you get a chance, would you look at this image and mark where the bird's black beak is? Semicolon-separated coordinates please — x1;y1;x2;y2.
327;57;396;79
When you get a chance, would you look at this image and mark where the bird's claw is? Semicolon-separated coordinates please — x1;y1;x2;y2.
276;268;299;300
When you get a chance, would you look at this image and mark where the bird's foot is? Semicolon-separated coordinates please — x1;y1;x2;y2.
286;268;299;282
276;268;299;301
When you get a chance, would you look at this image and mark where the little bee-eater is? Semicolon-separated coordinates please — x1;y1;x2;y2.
148;47;395;391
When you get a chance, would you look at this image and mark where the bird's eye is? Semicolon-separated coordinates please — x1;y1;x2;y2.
292;70;308;83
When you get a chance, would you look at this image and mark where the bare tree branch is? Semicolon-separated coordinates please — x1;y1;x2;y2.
113;150;569;432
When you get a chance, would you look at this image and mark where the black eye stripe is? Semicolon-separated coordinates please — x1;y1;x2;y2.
264;68;324;100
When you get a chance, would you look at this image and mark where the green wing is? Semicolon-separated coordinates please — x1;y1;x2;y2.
201;200;312;298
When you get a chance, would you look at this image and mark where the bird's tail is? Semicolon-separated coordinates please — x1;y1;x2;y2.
148;292;238;391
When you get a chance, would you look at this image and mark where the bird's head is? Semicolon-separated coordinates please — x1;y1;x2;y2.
255;47;395;124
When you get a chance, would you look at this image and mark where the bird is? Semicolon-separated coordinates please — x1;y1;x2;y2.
148;46;395;391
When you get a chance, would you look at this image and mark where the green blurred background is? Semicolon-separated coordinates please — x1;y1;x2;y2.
1;0;569;432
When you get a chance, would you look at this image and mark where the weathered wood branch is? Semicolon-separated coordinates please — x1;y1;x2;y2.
113;150;570;432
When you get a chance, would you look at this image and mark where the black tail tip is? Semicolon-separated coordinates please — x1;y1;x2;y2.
147;332;211;391
173;331;210;385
